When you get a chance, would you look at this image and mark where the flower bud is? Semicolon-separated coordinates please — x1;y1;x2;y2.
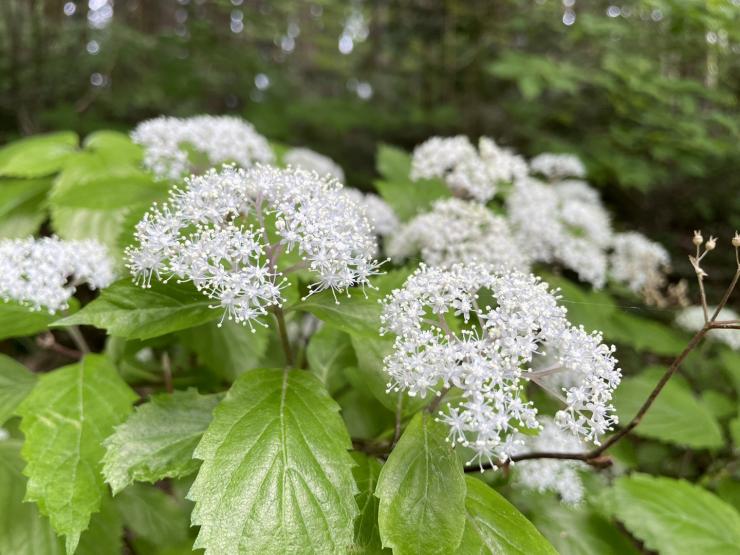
692;230;703;246
706;236;717;251
732;232;740;248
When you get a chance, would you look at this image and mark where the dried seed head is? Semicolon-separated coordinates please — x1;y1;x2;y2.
692;230;703;246
732;232;740;248
706;236;717;251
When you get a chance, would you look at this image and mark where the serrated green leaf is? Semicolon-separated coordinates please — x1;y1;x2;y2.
0;132;78;177
103;389;220;494
375;412;466;555
181;319;269;380
188;369;358;554
605;474;740;555
459;478;557;554
0;177;51;238
307;325;354;394
17;354;137;553
54;280;220;340
50;205;128;254
114;484;189;546
0;354;37;425
351;453;388;553
523;492;638;555
0;298;78;340
75;494;123;555
613;367;723;449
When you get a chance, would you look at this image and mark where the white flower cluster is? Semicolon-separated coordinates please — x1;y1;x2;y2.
131;115;274;180
676;306;740;350
341;188;399;237
126;165;380;328
0;236;115;313
610;232;670;293
386;198;529;271
284;147;346;182
513;418;588;504
507;178;612;287
380;263;621;466
530;153;586;180
410;136;527;202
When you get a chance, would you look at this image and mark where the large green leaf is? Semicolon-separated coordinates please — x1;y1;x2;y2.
54;279;220;340
82;130;143;164
607;311;689;356
351;452;387;553
114;484;189;547
0;132;78;177
50;205;128;254
16;355;137;553
103;389;220;494
459;478;557;554
188;369;358;554
523;492;639;555
0;298;78;340
375;412;466;555
0;177;51;238
613;367;723;449
306;325;355;394
181;319;269;380
605;474;740;555
375;144;449;221
0;354;37;425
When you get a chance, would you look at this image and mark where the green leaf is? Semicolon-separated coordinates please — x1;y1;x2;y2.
701;390;736;420
181;319;269;380
375;412;466;555
307;325;355;394
82;131;142;163
0;354;37;425
351;453;387;553
607;311;689;356
114;484;189;547
376;144;413;184
188;369;358;554
0;177;51;238
103;389;220;494
523;492;638;555
0;298;78;340
50;205;128;254
54;279;220;340
613;367;724;449
0;132;78;177
605;474;740;555
459;478;557;555
17;355;136;553
75;494;123;555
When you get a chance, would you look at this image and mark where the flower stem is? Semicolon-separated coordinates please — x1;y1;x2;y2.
272;306;294;367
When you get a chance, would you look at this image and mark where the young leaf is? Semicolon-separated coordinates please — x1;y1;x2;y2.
306;325;355;394
459;478;558;554
351;452;387;553
605;473;740;555
0;132;78;177
54;279;220;340
16;354;137;553
181;320;270;380
103;389;220;494
375;412;467;555
188;369;358;554
0;354;37;425
613;367;723;449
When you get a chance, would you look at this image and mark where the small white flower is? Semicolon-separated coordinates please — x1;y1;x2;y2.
610;232;670;293
126;165;381;328
380;263;621;466
513;418;588;504
0;236;115;314
410;136;526;203
676;306;740;350
530;153;586;180
131;115;274;180
387;198;529;271
284;147;345;182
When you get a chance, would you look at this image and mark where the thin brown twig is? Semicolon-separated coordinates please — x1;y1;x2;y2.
36;332;82;360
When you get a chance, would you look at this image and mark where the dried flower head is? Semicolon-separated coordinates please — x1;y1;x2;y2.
340;188;399;237
0;236;115;313
126;165;381;328
386;198;529;271
676;306;740;350
410;136;527;203
530;153;586;181
131;115;274;180
609;232;670;294
283;147;345;182
507;178;612;287
380;263;621;467
513;418;588;504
